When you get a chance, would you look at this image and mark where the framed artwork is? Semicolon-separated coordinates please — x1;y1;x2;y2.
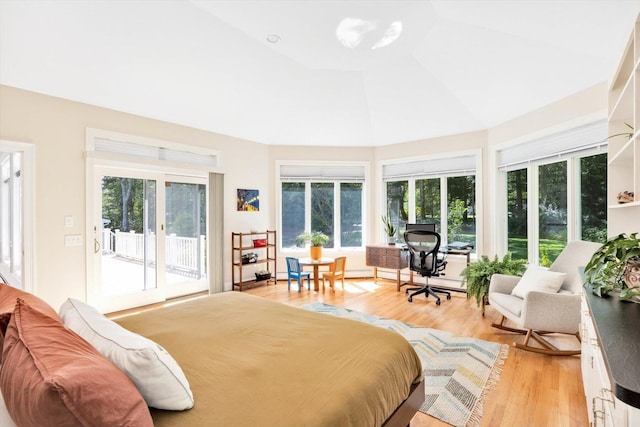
237;188;259;211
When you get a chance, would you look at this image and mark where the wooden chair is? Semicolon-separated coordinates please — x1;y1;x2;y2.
322;257;346;291
286;257;311;292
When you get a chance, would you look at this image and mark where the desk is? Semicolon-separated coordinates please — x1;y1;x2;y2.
445;248;471;265
366;245;411;291
299;257;335;291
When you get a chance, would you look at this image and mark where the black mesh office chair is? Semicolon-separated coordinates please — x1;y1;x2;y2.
404;229;450;305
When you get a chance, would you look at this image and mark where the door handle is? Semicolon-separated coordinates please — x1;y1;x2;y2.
94;239;100;254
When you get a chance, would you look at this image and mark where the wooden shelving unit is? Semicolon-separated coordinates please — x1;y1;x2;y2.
607;13;640;236
231;230;276;291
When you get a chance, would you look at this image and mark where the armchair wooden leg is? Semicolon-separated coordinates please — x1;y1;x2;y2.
492;316;581;356
491;316;527;334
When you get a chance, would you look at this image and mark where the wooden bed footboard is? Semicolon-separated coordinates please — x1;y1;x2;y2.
381;380;425;427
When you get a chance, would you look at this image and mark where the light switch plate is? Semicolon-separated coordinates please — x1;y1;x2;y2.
65;235;83;246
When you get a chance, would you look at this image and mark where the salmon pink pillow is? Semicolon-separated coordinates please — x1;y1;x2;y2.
0;299;153;427
0;282;62;361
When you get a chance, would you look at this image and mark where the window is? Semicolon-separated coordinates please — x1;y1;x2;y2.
281;182;305;248
278;163;366;250
0;151;22;285
507;168;528;260
538;161;568;265
579;153;608;243
498;121;607;265
382;153;479;247
415;178;441;233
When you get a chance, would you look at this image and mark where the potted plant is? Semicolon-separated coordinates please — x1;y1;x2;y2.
381;215;397;245
584;232;640;302
460;252;527;315
296;231;330;260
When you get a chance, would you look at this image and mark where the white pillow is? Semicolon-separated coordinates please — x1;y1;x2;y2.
59;298;194;411
511;265;567;299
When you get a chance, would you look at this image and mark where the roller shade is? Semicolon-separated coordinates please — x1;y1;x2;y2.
280;164;365;181
497;120;607;171
383;154;476;180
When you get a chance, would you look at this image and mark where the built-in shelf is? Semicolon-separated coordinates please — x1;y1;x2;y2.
607;12;640;237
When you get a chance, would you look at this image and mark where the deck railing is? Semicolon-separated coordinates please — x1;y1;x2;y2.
102;228;206;276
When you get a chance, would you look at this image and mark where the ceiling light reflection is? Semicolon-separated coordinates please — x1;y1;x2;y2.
336;18;403;50
336;17;376;48
371;21;402;50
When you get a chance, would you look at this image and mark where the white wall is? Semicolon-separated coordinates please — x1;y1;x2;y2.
0;85;270;310
0;82;607;308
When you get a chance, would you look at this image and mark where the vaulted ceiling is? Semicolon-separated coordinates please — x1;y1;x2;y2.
1;0;639;146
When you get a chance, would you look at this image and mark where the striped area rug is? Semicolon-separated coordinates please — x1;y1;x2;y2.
302;303;509;427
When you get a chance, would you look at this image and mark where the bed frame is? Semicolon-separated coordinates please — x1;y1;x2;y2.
382;380;425;427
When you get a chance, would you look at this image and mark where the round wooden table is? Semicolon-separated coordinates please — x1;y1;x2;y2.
298;257;335;291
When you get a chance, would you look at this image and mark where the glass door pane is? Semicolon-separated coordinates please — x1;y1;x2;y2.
165;180;207;295
101;176;157;295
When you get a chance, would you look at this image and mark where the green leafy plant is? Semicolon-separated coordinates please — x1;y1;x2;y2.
584;232;640;302
296;231;330;247
461;252;527;313
381;215;397;237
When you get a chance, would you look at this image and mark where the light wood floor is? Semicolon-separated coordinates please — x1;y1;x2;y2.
244;277;588;427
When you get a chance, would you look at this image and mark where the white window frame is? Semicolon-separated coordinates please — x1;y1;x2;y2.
379;149;483;249
0;140;35;292
85;128;221;312
276;160;369;252
494;120;608;263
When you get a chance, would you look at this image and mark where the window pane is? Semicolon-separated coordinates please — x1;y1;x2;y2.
311;183;334;248
447;175;476;247
507;169;528;260
386;181;408;239
580;153;607;243
282;182;305;248
415;178;441;233
0;152;22;284
340;183;362;248
539;161;567;265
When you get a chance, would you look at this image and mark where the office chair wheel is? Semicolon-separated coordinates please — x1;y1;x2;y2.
408;296;413;302
447;295;451;300
436;300;441;306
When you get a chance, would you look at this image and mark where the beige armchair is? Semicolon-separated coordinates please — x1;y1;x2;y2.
488;240;601;356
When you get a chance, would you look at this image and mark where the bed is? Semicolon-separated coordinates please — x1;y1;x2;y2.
0;287;424;426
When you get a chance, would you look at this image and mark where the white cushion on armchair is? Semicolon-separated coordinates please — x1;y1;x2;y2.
511;265;566;298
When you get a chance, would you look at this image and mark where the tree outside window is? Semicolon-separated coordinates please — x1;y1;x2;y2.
507;168;528;260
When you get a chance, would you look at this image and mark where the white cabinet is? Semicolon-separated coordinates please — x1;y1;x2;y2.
581;294;630;427
608;13;640;236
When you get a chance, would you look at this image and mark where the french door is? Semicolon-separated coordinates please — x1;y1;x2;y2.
90;167;208;312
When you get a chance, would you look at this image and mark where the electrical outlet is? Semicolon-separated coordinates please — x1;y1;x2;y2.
65;235;83;246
